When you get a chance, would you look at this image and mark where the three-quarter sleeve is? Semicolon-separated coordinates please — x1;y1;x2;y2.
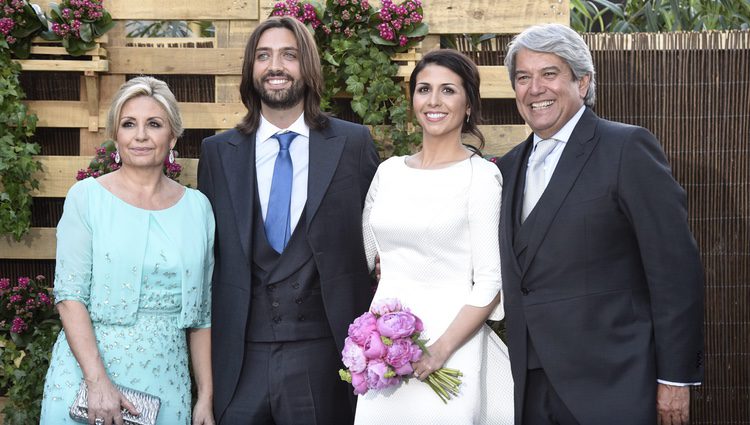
194;199;215;329
362;167;381;272
53;180;93;305
466;159;504;320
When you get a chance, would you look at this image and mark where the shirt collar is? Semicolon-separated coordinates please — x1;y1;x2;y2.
532;105;586;146
257;112;310;144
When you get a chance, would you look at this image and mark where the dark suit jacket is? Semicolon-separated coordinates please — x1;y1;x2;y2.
198;117;379;421
496;108;704;424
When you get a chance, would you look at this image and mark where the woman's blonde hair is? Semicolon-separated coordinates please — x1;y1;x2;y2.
106;76;183;141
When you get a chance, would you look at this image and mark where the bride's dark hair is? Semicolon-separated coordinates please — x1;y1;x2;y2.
409;49;485;153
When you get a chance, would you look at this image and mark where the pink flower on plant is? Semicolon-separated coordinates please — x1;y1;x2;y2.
0;17;14;35
342;337;368;373
11;316;27;334
17;277;30;287
0;278;10;290
377;310;422;339
9;294;22;304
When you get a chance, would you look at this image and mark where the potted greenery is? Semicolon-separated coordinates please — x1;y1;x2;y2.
0;275;61;425
40;0;115;56
0;0;46;58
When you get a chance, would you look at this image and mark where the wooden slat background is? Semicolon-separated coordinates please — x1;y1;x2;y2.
581;31;750;423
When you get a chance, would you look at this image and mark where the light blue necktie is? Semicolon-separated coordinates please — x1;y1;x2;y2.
265;131;298;253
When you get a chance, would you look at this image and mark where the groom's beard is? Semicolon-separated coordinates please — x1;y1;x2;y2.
254;71;305;110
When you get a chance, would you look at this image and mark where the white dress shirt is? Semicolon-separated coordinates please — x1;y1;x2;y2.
525;104;586;189
255;113;309;233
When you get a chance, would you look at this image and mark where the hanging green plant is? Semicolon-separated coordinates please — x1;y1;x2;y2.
0;48;41;241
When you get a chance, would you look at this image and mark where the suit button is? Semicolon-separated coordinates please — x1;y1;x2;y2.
298;314;306;321
295;297;303;304
267;285;275;292
521;288;530;296
292;282;300;289
272;301;280;308
273;316;281;323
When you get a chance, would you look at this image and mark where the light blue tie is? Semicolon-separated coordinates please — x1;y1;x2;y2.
265;131;298;253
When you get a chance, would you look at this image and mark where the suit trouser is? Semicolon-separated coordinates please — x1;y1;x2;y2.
220;337;354;425
523;368;579;425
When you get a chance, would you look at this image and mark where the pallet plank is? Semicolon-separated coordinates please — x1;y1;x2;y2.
36;0;259;20
424;0;569;34
30;156;199;198
107;47;244;75
0;228;57;260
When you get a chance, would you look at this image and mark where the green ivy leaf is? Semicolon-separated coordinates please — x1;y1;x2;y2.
323;51;339;66
351;99;368;117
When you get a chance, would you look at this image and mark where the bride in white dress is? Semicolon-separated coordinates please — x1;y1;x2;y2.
355;50;514;424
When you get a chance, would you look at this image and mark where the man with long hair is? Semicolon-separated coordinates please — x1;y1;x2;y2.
198;16;379;424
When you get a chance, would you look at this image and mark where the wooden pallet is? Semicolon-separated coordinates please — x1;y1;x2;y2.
14;36;109;132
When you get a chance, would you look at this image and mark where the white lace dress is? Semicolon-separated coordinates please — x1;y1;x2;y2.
354;155;514;424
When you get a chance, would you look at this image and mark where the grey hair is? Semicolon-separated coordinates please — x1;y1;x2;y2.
106;76;183;141
504;24;596;106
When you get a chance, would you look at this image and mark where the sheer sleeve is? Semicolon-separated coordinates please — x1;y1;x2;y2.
466;159;504;320
193;195;215;329
362;167;381;272
53;180;93;306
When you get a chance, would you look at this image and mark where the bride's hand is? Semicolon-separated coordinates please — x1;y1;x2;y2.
412;342;450;381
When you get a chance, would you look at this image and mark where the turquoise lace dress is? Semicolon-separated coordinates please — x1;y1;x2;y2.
40;178;214;424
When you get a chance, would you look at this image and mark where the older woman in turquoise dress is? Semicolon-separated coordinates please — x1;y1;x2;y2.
40;76;215;425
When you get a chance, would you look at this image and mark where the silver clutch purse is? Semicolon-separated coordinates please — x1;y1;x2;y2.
69;380;161;425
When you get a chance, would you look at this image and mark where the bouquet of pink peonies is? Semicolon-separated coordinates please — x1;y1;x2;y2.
338;298;462;403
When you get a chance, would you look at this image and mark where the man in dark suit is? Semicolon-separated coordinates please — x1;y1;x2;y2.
198;16;379;424
495;24;704;425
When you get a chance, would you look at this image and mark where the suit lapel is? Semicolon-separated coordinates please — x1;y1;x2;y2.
220;130;257;263
306;127;346;227
503;134;534;278
521;108;600;276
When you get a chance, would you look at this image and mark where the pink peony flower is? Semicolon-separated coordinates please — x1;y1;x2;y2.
370;297;402;316
348;311;378;345
351;371;368;395
365;359;398;389
341;337;367;373
377;311;420;339
363;332;388;360
385;337;422;375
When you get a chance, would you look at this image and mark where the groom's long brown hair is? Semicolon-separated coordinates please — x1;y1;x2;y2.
237;16;328;135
